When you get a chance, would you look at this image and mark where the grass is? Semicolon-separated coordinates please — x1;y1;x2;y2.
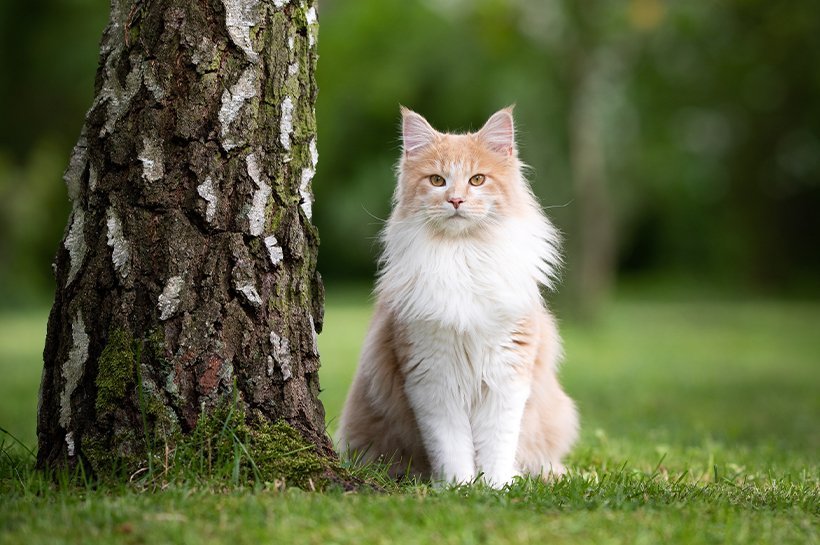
1;286;818;544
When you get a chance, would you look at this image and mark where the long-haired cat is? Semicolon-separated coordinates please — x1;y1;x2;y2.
337;107;578;487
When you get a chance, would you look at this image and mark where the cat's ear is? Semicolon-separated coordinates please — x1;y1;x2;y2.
401;106;438;157
478;107;516;156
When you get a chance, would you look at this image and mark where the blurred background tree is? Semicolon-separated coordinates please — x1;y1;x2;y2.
1;0;818;312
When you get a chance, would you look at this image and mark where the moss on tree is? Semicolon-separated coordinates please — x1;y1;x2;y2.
95;328;136;415
187;398;339;489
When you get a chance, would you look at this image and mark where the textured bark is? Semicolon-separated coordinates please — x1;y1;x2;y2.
37;0;329;473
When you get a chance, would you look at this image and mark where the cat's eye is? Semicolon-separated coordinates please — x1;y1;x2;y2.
429;175;446;187
469;174;486;186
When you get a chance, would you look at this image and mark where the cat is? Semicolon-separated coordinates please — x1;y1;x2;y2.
336;107;578;487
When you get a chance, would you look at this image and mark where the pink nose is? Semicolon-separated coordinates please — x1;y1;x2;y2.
448;197;464;209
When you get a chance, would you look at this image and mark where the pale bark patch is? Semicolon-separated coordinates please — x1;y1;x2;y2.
309;315;320;356
63;137;88;202
299;168;315;220
158;276;184;320
65;431;75;457
305;6;318;47
64;208;87;286
264;235;284;266
197;176;218;223
88;164;98;192
246;153;271;236
96;46;143;136
59;312;89;429
237;283;263;307
309;137;319;168
106;208;131;279
298;138;318;219
279;96;294;151
138;137;165;182
222;0;260;62
270;331;292;380
219;67;258;150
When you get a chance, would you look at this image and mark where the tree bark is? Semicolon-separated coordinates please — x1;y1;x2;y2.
36;0;330;475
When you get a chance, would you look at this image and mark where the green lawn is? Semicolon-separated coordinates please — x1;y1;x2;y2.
1;288;818;544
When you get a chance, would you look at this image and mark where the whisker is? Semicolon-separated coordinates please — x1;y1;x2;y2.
542;200;573;210
360;204;389;224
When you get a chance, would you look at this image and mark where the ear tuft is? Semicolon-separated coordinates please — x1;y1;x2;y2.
478;107;516;156
401;107;438;156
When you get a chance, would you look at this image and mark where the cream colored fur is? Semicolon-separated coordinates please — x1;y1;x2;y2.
337;107;578;487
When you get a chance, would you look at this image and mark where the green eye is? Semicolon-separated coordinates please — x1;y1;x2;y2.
429;175;446;187
469;174;486;186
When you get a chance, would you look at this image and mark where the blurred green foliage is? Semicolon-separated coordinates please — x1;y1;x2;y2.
0;0;107;306
1;0;818;308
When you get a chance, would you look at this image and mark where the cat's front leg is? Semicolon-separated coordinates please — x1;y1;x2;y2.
472;371;531;488
403;367;476;484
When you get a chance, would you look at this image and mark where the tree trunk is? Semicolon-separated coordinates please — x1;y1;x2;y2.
563;1;617;320
568;54;616;319
36;0;330;477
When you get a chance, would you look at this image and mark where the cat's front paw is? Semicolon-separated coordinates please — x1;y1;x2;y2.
481;470;520;489
432;462;477;487
432;471;477;488
540;463;566;481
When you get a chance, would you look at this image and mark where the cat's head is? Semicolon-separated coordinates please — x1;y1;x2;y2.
395;107;533;236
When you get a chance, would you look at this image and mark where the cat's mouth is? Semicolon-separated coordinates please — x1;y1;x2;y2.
436;207;481;230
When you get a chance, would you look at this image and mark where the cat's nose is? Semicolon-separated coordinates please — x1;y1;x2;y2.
448;197;464;209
